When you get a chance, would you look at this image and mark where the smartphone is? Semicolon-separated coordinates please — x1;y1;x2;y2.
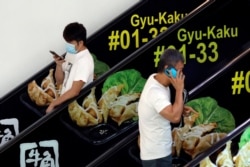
50;50;63;60
165;67;177;78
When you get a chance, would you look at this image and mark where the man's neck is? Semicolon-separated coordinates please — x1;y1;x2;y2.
154;73;170;87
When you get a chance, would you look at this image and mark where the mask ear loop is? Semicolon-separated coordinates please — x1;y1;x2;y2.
183;89;188;103
178;89;188;128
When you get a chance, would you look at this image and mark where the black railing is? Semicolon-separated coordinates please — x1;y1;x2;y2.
184;46;250;167
84;1;218;166
188;43;250;98
0;0;215;153
86;42;250;167
184;118;250;167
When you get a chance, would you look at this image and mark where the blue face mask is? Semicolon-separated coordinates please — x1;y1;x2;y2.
66;43;77;54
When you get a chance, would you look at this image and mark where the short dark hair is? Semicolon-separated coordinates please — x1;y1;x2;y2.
157;48;184;72
63;22;87;44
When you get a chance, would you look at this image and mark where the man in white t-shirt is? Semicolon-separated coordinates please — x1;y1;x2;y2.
138;48;189;167
46;22;94;113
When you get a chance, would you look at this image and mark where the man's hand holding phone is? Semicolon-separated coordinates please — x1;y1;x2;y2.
50;50;65;66
50;50;64;60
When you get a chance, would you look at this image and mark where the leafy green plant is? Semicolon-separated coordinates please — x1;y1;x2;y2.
102;69;146;94
92;53;110;78
186;96;235;133
238;126;250;149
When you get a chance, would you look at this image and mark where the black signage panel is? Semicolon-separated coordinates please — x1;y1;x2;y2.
87;0;249;91
87;0;205;67
0;0;249;167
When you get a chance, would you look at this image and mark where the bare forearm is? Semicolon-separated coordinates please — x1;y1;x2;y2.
172;89;184;122
55;65;64;84
46;80;84;114
160;89;184;123
46;88;79;114
53;90;76;107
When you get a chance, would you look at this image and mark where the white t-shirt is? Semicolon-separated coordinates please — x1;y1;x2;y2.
60;49;94;95
138;73;172;160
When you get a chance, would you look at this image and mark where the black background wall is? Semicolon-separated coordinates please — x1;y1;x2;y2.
0;0;249;166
